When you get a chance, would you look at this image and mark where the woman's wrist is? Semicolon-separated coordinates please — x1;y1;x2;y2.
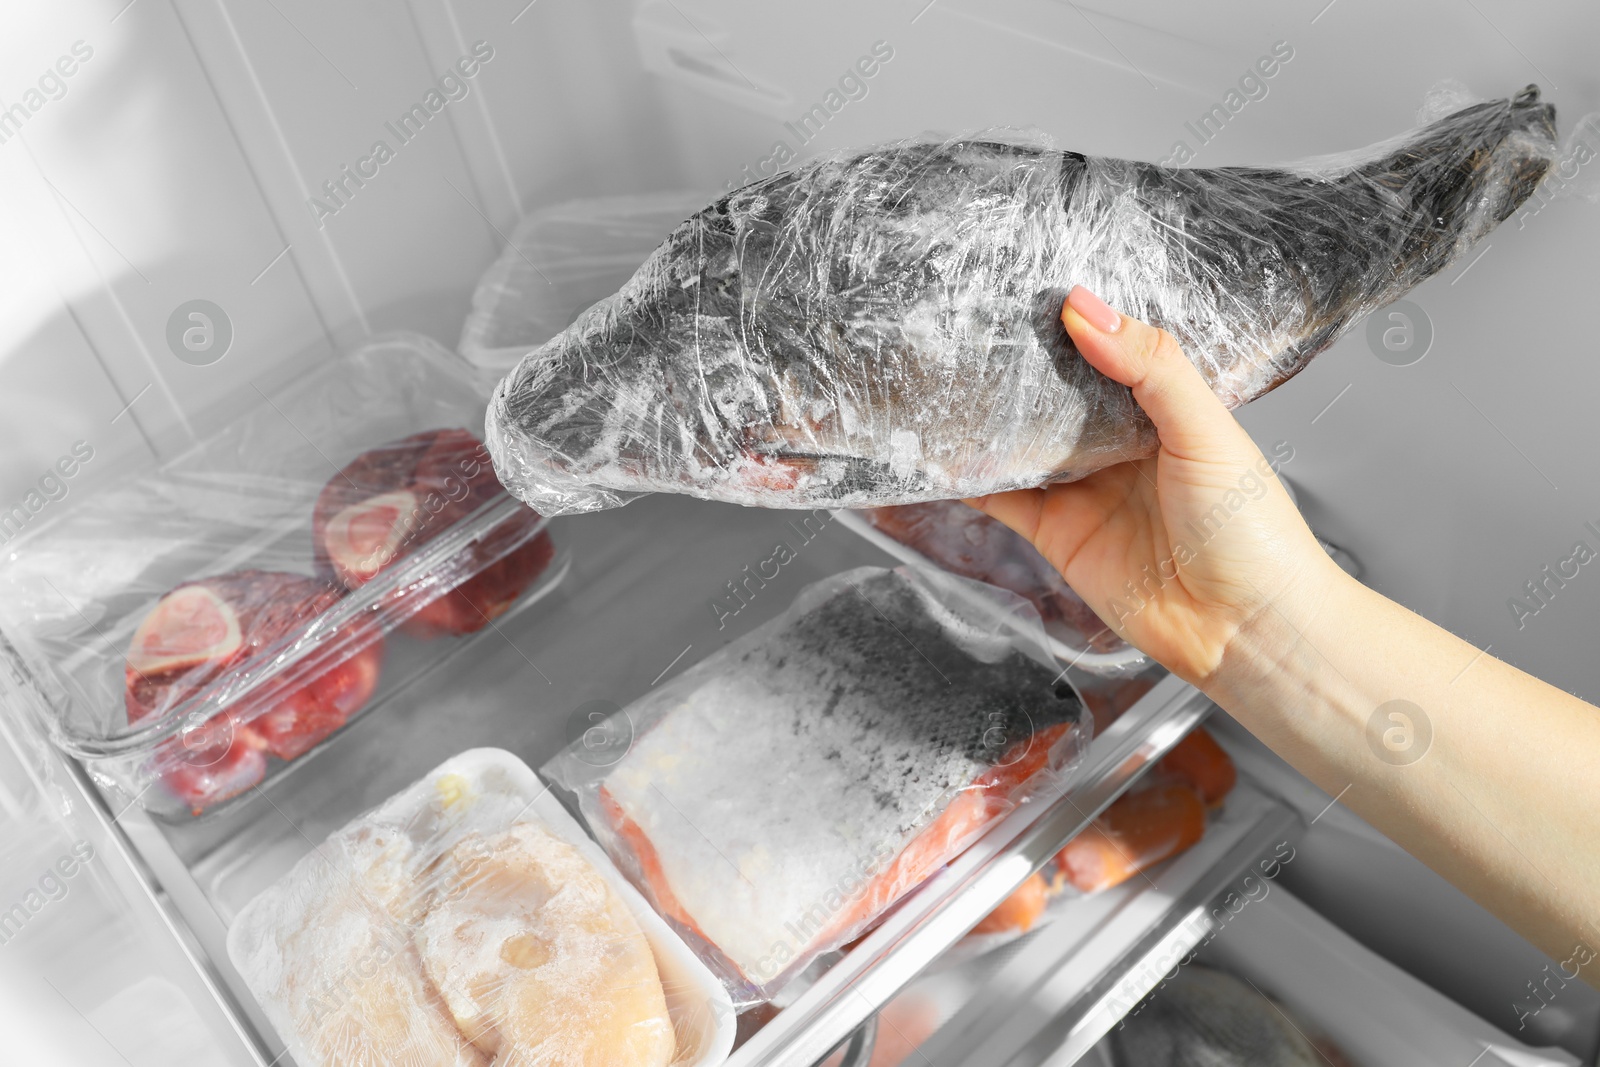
1200;552;1366;731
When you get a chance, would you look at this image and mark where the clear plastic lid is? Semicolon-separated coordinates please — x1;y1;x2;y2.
458;191;710;378
0;333;566;819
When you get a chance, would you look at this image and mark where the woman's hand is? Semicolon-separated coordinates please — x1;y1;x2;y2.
967;286;1342;686
971;289;1600;969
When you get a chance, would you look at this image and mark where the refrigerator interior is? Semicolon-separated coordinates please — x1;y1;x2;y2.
0;0;1597;1064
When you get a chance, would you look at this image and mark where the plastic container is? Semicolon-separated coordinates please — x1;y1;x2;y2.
544;564;1091;1006
0;333;568;821
227;747;736;1067
458;191;710;379
832;508;1149;675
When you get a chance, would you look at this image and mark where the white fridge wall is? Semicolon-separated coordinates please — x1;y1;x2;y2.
0;0;685;480
4;0;1593;703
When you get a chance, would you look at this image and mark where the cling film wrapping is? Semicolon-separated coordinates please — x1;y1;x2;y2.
226;748;734;1067
0;334;563;820
543;565;1091;1005
486;86;1557;516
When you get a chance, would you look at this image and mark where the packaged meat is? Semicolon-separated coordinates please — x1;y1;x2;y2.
975;726;1236;934
836;502;1149;675
864;502;1119;646
0;333;568;820
972;871;1053;936
125;570;384;813
486;87;1556;515
543;565;1091;1003
1153;725;1237;808
312;428;556;638
1055;782;1208;895
226;748;735;1067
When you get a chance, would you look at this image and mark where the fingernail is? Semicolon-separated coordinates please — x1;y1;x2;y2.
1066;286;1121;333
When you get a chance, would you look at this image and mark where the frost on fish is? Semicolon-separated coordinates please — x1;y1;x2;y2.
487;87;1556;515
542;567;1089;999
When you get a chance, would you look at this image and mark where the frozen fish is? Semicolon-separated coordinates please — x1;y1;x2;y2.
487;87;1556;514
552;567;1088;994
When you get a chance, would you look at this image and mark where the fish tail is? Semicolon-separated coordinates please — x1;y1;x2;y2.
1350;85;1557;280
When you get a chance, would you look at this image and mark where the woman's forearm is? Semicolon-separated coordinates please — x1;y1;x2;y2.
1206;557;1600;970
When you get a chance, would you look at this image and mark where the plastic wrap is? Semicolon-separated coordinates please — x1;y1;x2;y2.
838;501;1148;675
459;192;711;378
0;334;567;819
1109;966;1343;1066
226;748;735;1067
487;86;1557;516
543;565;1091;1004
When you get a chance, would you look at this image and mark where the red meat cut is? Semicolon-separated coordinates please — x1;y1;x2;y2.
312;428;554;637
125;569;384;814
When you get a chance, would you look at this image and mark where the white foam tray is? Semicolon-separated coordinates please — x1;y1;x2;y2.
226;747;735;1067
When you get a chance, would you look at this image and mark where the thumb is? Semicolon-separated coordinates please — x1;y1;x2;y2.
1062;286;1254;465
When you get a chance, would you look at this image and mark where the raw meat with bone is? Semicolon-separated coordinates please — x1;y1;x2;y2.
125;569;384;814
313;428;554;638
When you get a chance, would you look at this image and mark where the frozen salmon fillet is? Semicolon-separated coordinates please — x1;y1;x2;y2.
550;567;1088;995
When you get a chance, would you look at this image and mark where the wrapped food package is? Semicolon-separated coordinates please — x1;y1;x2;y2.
843;500;1148;674
487;87;1557;515
1054;782;1209;895
311;427;556;639
0;334;566;819
975;726;1236;936
1109;965;1350;1067
226;748;735;1067
543;565;1090;1003
123;569;385;813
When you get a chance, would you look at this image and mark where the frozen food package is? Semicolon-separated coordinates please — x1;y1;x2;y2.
1054;782;1208;895
311;427;557;639
486;85;1557;516
459;191;711;378
0;333;567;820
971;725;1237;942
226;748;735;1067
839;502;1149;675
1108;965;1347;1066
543;565;1091;1003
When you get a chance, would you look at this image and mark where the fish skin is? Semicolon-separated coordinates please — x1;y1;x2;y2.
488;88;1556;515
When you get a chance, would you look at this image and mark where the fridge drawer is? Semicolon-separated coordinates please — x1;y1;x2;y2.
36;491;1227;1067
